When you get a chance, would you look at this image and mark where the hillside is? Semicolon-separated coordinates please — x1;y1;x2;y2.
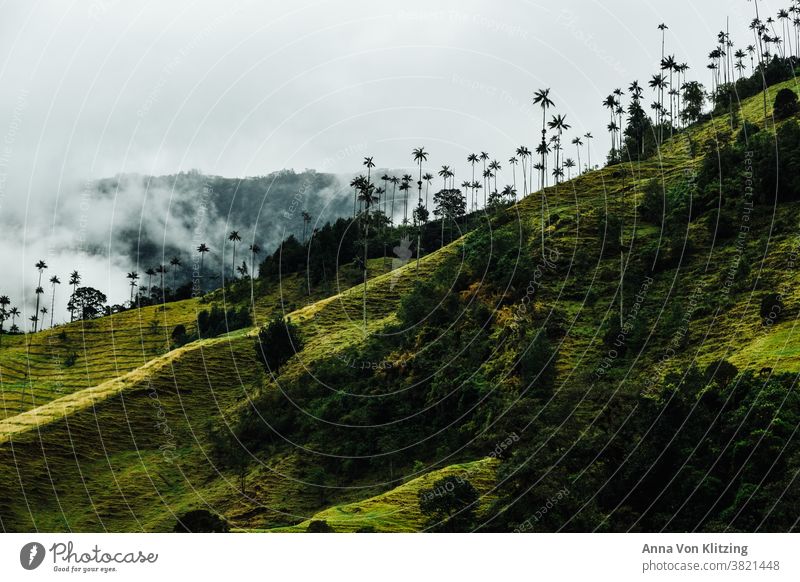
2;79;800;533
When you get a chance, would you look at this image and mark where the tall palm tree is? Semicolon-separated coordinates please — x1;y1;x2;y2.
358;183;379;331
156;264;166;297
508;156;518;189
564;158;576;180
467;153;479;210
533;88;554;190
389;176;399;225
516;146;530;196
399;177;411;225
169;257;182;292
488;160;501;194
350;175;365;218
547;114;570;184
658;23;669;63
571;137;584;176
0;295;9;336
145;267;156;298
412;147;428;207
127;271;139;304
228;230;242;279
423;172;434;211
68;270;80;322
584;132;594;171
48;275;60;328
9;306;20;331
301;211;311;244
196;243;210;288
33;260;47;333
479;152;490;204
247;244;260;279
40;307;48;328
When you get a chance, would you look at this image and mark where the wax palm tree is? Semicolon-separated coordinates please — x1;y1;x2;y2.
48;275;60;328
412;147;428;206
301;211;311;244
547;115;570;184
533;88;554;189
156;265;166;297
127;271;139;304
40;306;48;328
658;23;669;63
389;176;399;224
479;151;490;200
584;132;594;171
423;172;434;211
358;183;380;330
508;156;518;189
9;306;20;333
516;146;530;196
32;260;47;333
0;295;9;336
169;256;182;292
571;137;583;176
196;243;210;280
68;270;80;322
350;175;365;218
248;244;261;278
488;160;501;194
228;230;242;279
399;178;411;225
144;267;156;298
563;159;576;181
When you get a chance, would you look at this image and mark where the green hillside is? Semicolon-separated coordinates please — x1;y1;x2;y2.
2;78;800;533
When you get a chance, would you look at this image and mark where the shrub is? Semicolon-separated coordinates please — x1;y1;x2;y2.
306;520;333;533
173;509;230;533
773;88;799;120
254;315;303;375
63;352;78;368
171;324;189;347
418;476;479;532
760;293;785;325
197;305;252;338
704;359;739;387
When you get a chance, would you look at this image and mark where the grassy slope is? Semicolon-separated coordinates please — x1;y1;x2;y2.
2;80;800;532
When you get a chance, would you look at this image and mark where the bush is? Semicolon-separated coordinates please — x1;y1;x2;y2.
254;315;303;375
171;324;189;347
173;509;230;532
64;352;78;368
760;293;785;325
197;305;252;339
704;359;739;387
306;520;333;533
773;88;799;120
418;476;479;532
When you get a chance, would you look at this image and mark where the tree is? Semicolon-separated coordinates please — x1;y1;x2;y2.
196;243;210;285
67;287;107;320
155;264;166;297
412;146;428;210
533;88;554;190
774;88;799;119
145;267;156;297
169;256;182;291
418;476;479;532
48;275;60;328
173;509;230;533
584;132;594;171
32;260;47;332
126;271;139;304
358;181;379;330
571;137;583;176
0;295;9;337
68;270;80;322
254;315;303;375
681;81;705;125
228;231;242;280
301;211;312;243
248;244;261;278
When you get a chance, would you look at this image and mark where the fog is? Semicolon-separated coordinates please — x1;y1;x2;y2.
0;0;771;325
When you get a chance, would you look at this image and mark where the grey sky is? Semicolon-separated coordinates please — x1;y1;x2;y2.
0;0;777;319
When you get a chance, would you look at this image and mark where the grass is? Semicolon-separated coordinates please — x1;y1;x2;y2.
2;81;800;532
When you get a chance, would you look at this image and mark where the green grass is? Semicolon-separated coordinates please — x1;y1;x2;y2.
2;81;800;532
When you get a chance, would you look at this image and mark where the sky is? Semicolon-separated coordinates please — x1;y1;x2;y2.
0;0;779;323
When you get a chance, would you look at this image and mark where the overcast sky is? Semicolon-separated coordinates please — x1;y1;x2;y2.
0;0;778;321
